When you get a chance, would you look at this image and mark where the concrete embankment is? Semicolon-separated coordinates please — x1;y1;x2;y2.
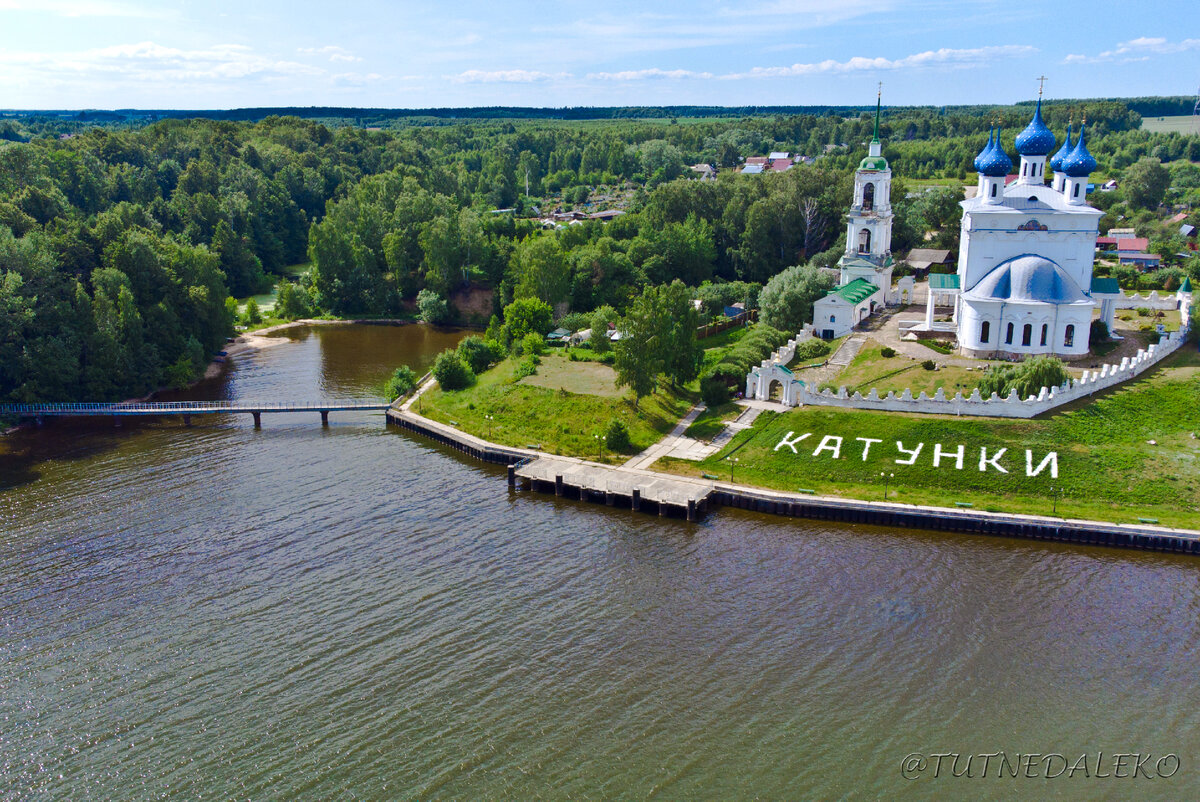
386;393;1200;556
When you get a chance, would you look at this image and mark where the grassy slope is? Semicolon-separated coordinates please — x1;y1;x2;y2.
420;352;694;464
831;340;983;397
660;349;1200;528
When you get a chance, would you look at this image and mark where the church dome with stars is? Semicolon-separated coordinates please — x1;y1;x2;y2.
977;129;1012;177
1061;123;1097;177
1014;97;1056;156
1049;124;1073;172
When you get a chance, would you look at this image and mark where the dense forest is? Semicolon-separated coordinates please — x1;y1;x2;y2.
1;98;1197;405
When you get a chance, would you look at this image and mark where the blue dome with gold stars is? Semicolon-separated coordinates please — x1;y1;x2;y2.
1061;123;1097;177
1049;124;1073;172
974;128;995;172
978;129;1012;177
1014;98;1056;156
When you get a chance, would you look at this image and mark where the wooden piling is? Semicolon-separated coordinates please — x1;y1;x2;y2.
555;475;564;496
632;488;641;512
251;411;261;428
507;464;516;488
320;410;329;426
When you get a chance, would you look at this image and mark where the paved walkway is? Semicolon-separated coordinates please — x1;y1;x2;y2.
623;403;707;470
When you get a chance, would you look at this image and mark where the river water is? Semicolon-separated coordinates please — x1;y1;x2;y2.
2;324;1199;800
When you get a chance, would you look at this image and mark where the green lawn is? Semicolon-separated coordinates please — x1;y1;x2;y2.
659;349;1200;528
831;339;983;396
684;402;741;441
420;353;695;463
235;262;312;314
520;352;623;396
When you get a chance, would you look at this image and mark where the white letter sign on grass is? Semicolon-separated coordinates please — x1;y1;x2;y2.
1025;450;1059;479
812;435;843;459
979;447;1008;473
856;437;882;460
895;441;924;466
932;443;965;470
774;432;812;453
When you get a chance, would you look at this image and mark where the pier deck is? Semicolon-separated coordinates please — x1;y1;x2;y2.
514;457;713;520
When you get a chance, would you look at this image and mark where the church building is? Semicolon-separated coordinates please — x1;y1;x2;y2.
955;97;1107;358
813;94;894;338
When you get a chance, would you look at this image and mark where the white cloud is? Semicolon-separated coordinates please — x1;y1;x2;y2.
1063;36;1200;64
587;68;713;80
448;69;571;83
298;45;362;63
723;45;1036;79
0;0;172;17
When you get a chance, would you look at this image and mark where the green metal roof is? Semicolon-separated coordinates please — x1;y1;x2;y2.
828;277;880;305
929;273;961;290
858;155;888;171
1182;277;1193;293
1090;276;1120;294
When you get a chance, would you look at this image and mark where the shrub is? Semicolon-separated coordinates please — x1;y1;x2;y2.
522;332;547;357
457;336;501;374
1136;307;1152;317
275;280;313;320
512;355;538;379
241;298;262;326
701;375;732;406
921;359;937;371
880;346;896;358
503;297;554;342
1090;319;1109;344
432;350;474;390
417;289;449;324
556;311;591;333
605;419;631;452
384;366;418;400
794;339;833;360
978;356;1069;399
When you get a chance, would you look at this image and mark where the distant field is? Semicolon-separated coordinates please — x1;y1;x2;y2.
1141;115;1199;134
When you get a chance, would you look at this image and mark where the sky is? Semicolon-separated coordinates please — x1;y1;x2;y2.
0;0;1196;110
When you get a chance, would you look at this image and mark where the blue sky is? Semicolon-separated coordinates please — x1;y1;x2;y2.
0;0;1196;110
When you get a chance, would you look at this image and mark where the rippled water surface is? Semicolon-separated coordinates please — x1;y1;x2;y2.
3;324;1200;799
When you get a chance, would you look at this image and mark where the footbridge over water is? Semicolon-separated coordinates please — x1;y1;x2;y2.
0;401;391;427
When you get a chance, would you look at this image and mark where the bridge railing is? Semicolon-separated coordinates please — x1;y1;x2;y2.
0;400;391;415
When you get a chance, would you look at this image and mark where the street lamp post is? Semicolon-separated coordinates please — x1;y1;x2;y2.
485;414;494;440
882;471;893;500
727;456;739;483
1052;486;1057;516
595;434;605;461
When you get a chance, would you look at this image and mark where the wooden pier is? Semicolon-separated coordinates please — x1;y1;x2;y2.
511;457;714;521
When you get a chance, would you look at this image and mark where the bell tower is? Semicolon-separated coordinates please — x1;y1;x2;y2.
839;85;894;291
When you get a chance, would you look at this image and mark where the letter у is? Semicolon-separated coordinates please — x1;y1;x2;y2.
894;441;924;466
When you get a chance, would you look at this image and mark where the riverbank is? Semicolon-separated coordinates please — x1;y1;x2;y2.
389;371;1200;554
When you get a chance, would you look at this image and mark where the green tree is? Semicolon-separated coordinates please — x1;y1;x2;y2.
502;297;554;343
512;235;570;307
758;263;834;333
658;279;702;387
432;349;474;390
588;304;620;353
613;286;667;407
1123;157;1170;209
417;288;449;324
275;280;313;320
384;365;418;400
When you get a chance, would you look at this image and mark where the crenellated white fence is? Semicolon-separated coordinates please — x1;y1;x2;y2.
747;301;1192;418
1112;290;1184;311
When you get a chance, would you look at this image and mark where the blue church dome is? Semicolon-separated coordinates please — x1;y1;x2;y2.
977;128;1012;177
1061;123;1097;177
1014;98;1056;156
974;128;994;172
1049;124;1073;172
962;254;1089;305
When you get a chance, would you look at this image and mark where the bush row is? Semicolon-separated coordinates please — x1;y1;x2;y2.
699;324;791;406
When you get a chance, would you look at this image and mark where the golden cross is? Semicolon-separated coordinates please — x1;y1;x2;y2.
1037;75;1048;96
877;81;882;98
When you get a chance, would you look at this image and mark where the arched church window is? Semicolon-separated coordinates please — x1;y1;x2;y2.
862;183;875;211
1073;184;1080;198
1064;324;1075;348
990;184;997;198
1005;322;1014;345
1022;324;1032;347
858;228;871;253
1040;324;1048;346
979;321;990;343
830;315;836;323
